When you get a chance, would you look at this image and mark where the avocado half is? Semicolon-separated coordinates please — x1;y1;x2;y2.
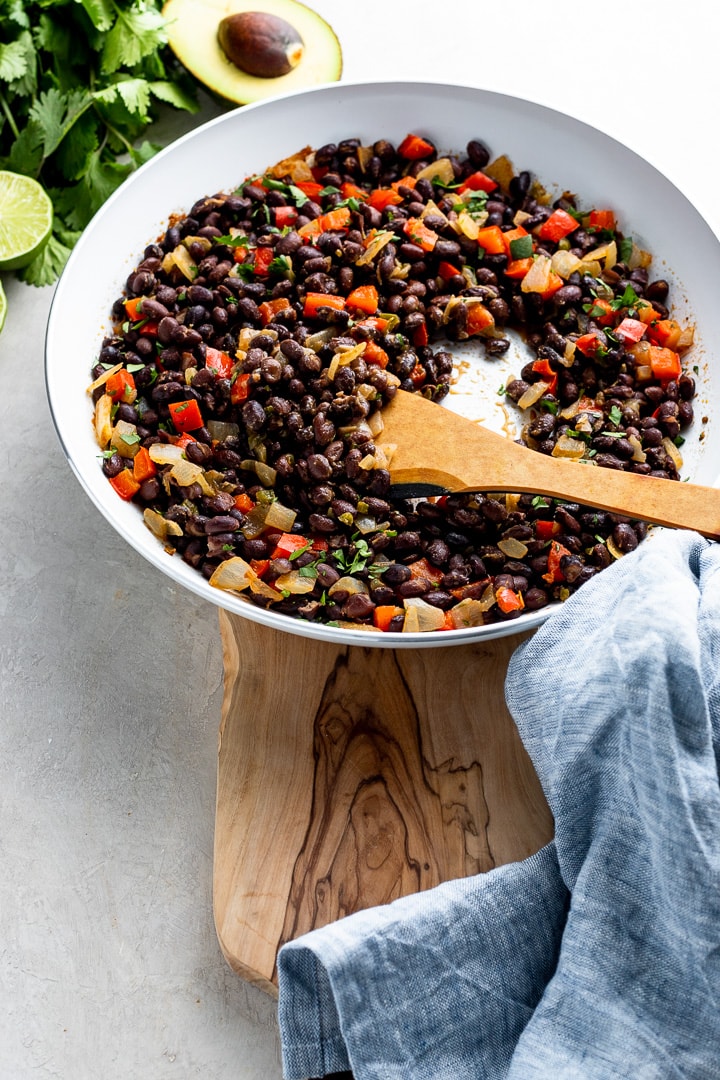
162;0;343;106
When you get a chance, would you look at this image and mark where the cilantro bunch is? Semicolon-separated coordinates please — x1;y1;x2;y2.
0;0;201;285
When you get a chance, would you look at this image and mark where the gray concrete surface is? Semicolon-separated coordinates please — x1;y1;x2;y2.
1;274;283;1078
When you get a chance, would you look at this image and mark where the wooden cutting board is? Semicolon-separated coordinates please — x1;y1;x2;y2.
213;612;554;996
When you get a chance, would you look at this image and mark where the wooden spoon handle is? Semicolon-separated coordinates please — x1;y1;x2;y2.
381;394;720;540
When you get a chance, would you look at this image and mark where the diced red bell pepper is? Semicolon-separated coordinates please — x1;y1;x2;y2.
476;225;506;255
175;432;197;450
234;492;255;513
258;297;292;326
364;341;389;368
575;332;605;357
542;540;572;584
373;605;406;631
273;205;298;228
397;133;435;160
205;346;235;379
391;175;417;193
536;208;580;243
587;297;615;326
109;468;141;501
531;358;558;396
105;368;136;404
437;260;462;281
505;257;535;280
648;346;682;383
340;181;369;201
253;246;275;276
271;533;310;559
250;559;270;578
168;398;204;433
646;318;684;350
132;445;157;484
588;209;616;231
311;537;329;552
298;206;352;239
614;318;647;346
346;284;379;315
354;316;390;334
294;180;324;199
458;170;498;194
367;188;403;211
409;363;426;387
438;610;456;631
412;321;429;347
123;297;145;321
637;302;662;325
231;372;251;405
535;519;561;541
466;303;495;336
303;292;346;318
538;272;565;301
407;557;444;586
403;217;438;251
496;586;525;614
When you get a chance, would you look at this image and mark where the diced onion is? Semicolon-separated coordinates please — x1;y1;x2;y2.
240;459;277;487
94;393;113;448
498;537;529;558
207;420;240;442
169;459;216;495
162;244;197;281
628;434;647;463
521;254;555;295
582;240;617;271
111;419;140;459
606;537;625;560
551;250;583;279
517;380;550;409
367;410;385;436
662;437;684;470
143;508;183;542
274;569;316;594
149;442;185;465
356;230;395;267
263;500;297;532
454;211;480;240
450;596;492;628
402;597;446;633
328;576;369;597
209;556;281;600
483;154;515;192
551;434;587;460
415;157;455;184
87;362;122;395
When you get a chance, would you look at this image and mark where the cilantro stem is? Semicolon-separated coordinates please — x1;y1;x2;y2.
0;90;19;141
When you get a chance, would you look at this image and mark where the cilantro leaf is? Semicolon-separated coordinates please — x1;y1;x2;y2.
101;4;168;74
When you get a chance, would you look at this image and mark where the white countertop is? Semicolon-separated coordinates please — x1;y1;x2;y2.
2;4;718;1077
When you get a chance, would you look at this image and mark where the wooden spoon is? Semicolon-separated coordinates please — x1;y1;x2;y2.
377;390;720;540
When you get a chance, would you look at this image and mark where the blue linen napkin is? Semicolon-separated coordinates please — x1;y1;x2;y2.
276;530;720;1079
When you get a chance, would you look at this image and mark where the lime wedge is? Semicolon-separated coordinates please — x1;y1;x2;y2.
0;280;6;334
0;171;53;271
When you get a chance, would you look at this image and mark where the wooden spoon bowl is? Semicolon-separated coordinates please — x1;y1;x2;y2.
377;390;720;540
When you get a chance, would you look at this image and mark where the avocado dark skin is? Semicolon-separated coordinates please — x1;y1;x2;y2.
217;11;304;78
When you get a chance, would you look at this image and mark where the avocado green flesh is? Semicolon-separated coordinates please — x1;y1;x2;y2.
162;0;342;105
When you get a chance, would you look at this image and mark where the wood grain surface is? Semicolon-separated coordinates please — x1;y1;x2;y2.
213;612;554;996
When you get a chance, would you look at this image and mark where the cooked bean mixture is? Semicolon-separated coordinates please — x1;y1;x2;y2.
90;132;696;633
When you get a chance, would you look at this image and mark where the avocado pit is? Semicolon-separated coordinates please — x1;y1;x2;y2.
218;10;304;78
